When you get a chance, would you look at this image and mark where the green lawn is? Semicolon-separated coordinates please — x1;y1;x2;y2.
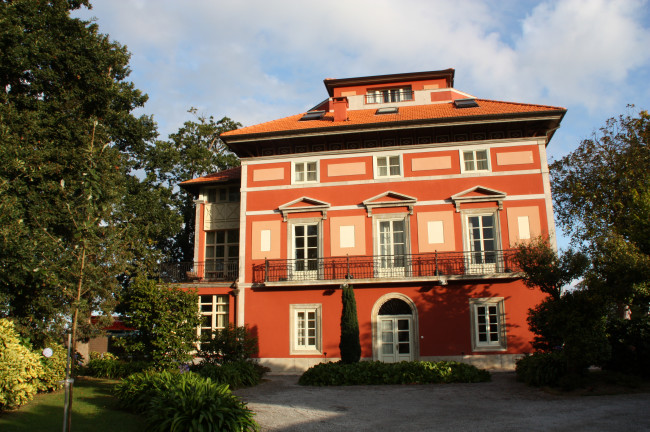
0;377;145;432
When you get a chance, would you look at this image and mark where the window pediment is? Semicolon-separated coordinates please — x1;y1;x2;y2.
451;186;506;212
278;197;330;221
363;191;417;217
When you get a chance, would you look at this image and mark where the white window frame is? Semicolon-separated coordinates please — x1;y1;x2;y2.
290;304;322;355
461;208;502;274
292;160;319;184
365;86;413;104
198;294;229;343
374;154;402;179
469;297;507;351
460;148;491;173
287;217;322;280
372;213;410;277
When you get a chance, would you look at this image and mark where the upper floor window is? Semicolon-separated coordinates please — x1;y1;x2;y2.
294;161;318;183
206;185;240;203
375;155;402;178
462;149;490;172
365;87;413;104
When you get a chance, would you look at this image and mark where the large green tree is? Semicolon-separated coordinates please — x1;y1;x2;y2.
0;0;160;347
551;109;650;313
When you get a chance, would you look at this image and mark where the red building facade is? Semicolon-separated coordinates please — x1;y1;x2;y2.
177;69;565;372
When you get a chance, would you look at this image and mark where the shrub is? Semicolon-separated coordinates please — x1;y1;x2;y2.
528;290;610;373
37;343;66;392
339;284;361;364
114;370;258;431
605;316;650;377
515;352;567;387
298;360;490;386
116;276;200;368
83;356;152;379
0;319;44;410
146;375;258;432
197;324;258;365
192;360;268;389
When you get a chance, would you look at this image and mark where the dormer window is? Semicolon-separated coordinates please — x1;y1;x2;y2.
366;87;413;104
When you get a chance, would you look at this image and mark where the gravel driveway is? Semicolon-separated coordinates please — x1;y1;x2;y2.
234;373;650;431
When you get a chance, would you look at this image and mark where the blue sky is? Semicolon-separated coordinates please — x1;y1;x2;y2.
75;0;650;247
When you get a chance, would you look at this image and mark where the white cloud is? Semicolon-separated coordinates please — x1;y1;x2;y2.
77;0;650;140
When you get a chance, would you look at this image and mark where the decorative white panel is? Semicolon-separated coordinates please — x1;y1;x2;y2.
340;225;355;248
427;220;445;244
517;216;531;240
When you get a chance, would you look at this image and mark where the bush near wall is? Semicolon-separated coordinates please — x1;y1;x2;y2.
114;370;258;432
299;361;491;386
191;360;269;389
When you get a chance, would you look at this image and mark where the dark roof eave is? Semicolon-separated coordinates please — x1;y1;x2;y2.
221;109;567;148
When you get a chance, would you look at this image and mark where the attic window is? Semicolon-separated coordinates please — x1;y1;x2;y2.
300;110;325;121
376;107;399;115
454;98;479;108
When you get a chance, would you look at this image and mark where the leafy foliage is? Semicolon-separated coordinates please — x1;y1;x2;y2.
605;315;650;377
515;352;568;387
551;109;650;253
114;370;258;432
515;237;589;300
527;290;610;373
0;319;67;410
83;356;152;379
146;109;241;262
0;319;44;409
0;0;164;348
197;324;258;365
551;109;650;314
298;361;490;386
115;277;200;368
339;284;361;363
191;361;268;389
36;342;66;393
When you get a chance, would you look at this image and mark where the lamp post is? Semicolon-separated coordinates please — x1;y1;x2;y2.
61;333;74;432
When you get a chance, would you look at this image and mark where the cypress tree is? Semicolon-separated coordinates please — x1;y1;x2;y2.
339;284;361;363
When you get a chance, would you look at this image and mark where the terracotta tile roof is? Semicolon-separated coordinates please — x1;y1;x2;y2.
180;166;241;186
221;99;565;139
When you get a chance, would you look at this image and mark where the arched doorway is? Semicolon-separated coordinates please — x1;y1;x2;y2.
372;294;418;362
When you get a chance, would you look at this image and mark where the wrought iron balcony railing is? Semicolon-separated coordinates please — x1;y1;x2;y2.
158;260;239;283
253;250;519;284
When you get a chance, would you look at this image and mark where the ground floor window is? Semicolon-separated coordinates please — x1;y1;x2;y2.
469;297;506;351
198;295;229;341
290;304;322;355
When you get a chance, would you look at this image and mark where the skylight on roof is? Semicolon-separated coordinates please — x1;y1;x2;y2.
375;107;399;115
454;98;479;108
300;110;326;121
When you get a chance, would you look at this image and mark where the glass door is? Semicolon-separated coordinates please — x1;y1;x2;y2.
292;223;319;280
377;219;406;277
467;214;498;273
379;316;412;363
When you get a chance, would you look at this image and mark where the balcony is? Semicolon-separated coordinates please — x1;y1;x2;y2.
158;260;239;284
253;250;520;285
